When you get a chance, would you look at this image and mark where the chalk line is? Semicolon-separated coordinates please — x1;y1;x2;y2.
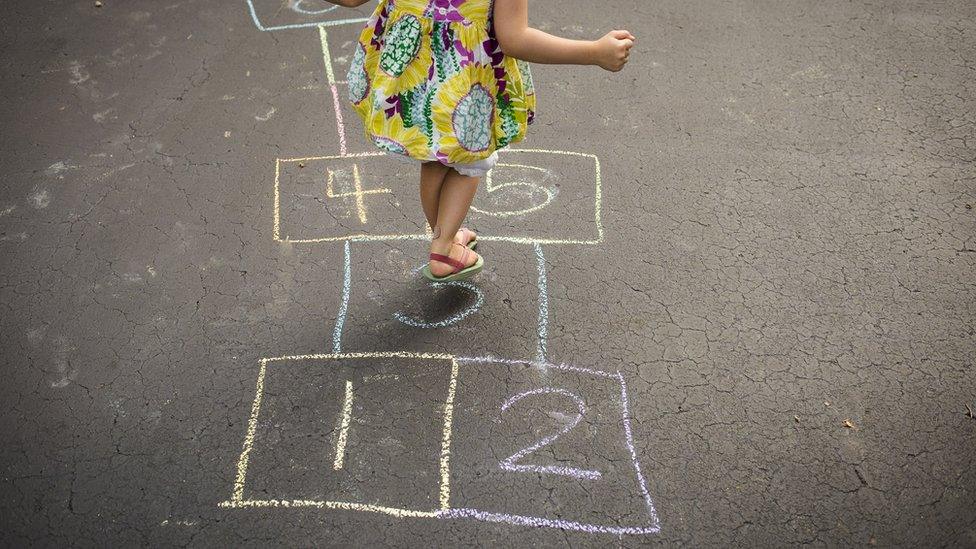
332;380;354;470
219;498;439;518
264;351;456;363
231;359;268;502
282;233;603;245
593;154;603;243
616;371;661;531
439;358;459;510
217;499;659;534
273;159;282;241
534;242;549;363
280;152;385;162
440;508;660;535
318;26;348;156
257;353;618;377
278;151;386;162
455;355;617;379
332;241;351;353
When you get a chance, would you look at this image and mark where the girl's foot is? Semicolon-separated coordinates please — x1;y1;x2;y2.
454;227;477;249
425;242;483;280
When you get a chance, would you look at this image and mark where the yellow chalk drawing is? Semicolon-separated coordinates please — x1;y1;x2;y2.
332;380;354;470
318;25;337;87
319;26;348;156
325;164;392;224
470;163;556;218
224;352;456;516
231;359;269;503
439;357;459;510
273;150;603;245
263;351;454;363
218;499;440;518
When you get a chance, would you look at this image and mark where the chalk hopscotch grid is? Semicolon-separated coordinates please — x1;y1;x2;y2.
230;14;659;537
220;353;660;535
245;0;369;32
272;150;603;245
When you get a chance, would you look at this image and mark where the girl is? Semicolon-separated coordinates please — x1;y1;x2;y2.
335;0;634;281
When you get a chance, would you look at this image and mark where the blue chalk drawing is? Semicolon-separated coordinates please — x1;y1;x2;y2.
394;263;485;328
533;242;549;363
394;281;484;328
332;241;352;353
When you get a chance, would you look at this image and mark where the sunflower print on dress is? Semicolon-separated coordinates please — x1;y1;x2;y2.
347;0;536;164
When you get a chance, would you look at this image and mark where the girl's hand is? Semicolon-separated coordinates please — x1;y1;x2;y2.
593;30;635;72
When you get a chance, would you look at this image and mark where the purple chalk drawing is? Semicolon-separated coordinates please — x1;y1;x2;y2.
616;371;660;529
438;507;660;536
453;356;662;535
498;387;602;480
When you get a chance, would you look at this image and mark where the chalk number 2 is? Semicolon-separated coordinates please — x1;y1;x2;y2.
498;388;602;480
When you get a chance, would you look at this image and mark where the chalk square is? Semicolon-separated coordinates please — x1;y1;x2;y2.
275;153;425;244
273;149;603;245
235;353;456;513
466;150;603;245
445;359;660;534
334;241;541;361
245;0;375;32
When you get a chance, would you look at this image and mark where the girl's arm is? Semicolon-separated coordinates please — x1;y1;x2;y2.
493;0;635;71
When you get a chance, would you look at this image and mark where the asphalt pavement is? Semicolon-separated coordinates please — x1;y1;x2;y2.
1;0;974;546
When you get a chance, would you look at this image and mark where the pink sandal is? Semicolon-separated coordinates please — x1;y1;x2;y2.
456;227;478;250
422;243;484;282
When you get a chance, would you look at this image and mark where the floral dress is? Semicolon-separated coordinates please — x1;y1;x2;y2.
346;0;536;165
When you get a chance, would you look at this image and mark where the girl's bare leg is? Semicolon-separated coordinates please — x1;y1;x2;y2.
420;161;451;236
421;161;477;246
429;168;481;277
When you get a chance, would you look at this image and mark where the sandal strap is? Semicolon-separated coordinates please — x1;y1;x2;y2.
429;251;466;274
